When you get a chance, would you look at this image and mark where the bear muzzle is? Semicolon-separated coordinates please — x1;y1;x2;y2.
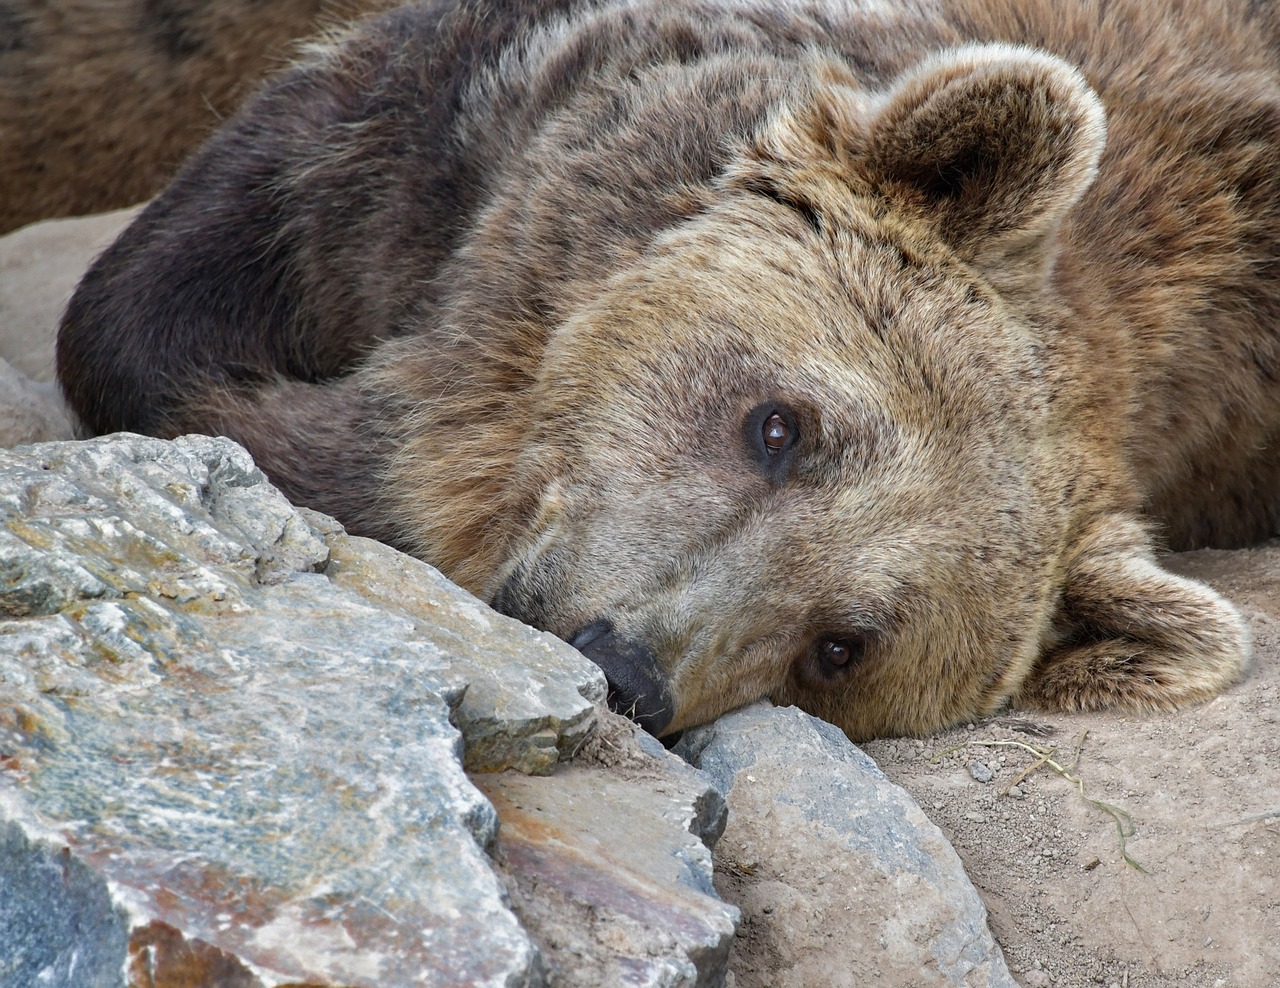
569;619;678;741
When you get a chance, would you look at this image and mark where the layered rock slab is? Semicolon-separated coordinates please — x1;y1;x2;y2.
478;718;737;988
678;703;1017;988
0;433;600;986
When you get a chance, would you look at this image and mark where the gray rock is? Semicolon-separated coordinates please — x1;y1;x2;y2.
0;209;141;449
0;358;75;448
0;434;557;985
0;206;140;384
677;702;1017;988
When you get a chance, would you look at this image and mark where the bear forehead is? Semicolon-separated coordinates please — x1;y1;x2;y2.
550;232;1045;434
559;192;1040;378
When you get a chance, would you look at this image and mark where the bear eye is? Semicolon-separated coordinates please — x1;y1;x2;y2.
792;631;872;690
820;638;855;667
818;635;866;672
763;413;791;454
745;402;799;473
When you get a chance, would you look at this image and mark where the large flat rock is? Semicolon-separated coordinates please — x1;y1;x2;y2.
0;434;553;985
0;432;745;987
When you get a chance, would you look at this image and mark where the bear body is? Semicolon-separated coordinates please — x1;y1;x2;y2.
57;0;1280;739
0;0;402;234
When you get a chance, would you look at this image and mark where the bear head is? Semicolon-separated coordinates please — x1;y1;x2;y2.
474;44;1248;739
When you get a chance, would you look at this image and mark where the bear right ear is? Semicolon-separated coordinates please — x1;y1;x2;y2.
860;44;1106;295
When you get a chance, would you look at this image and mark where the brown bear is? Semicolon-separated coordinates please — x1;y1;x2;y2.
56;0;1280;740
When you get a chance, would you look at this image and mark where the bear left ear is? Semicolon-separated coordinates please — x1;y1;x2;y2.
863;45;1106;294
1014;515;1250;714
740;45;1106;297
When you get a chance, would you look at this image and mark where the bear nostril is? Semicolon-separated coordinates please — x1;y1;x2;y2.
566;622;673;737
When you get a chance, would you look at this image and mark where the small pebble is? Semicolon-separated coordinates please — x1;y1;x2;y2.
967;760;994;783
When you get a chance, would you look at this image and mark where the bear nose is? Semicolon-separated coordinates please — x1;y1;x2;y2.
569;620;675;739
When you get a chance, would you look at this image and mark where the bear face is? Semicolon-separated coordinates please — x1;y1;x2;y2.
399;47;1248;739
490;206;1064;737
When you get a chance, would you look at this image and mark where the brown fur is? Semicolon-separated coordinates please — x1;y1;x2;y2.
54;0;1280;740
0;0;401;234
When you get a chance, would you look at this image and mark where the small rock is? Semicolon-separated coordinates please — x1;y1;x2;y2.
0;206;140;384
968;760;995;783
326;533;606;774
678;702;1017;987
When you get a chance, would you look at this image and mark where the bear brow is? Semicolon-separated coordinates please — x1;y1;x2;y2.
799;399;902;481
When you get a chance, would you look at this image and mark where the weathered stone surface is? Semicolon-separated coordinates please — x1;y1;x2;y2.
1;433;605;772
677;702;1017;988
477;711;739;988
0;432;748;987
0;433;602;985
325;534;606;775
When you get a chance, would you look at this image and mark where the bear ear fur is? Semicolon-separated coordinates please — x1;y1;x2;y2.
1014;515;1250;714
742;44;1107;296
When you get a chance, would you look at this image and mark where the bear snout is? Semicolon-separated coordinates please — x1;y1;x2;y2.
569;620;677;740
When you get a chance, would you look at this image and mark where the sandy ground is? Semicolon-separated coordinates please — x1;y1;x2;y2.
721;541;1280;988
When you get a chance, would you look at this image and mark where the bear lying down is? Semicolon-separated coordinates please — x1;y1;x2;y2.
58;0;1280;740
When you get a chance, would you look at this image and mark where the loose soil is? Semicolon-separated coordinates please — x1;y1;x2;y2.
720;541;1280;988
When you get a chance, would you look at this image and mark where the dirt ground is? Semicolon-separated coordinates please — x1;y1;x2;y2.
721;540;1280;988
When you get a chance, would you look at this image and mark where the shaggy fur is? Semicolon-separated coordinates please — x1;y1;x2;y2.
0;0;400;233
56;0;1280;739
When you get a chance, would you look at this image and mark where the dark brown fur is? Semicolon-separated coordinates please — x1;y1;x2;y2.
55;0;1280;739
